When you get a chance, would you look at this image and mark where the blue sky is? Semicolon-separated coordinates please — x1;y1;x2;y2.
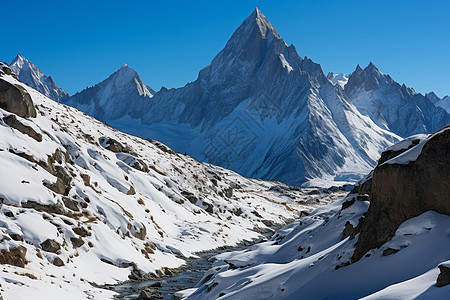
3;0;450;97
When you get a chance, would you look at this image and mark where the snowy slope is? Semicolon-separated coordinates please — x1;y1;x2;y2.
181;129;450;299
327;72;348;88
345;63;450;137
67;8;400;187
9;54;68;102
62;64;155;122
0;70;331;299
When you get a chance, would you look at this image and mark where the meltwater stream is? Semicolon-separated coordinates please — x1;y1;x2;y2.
110;233;274;299
111;250;219;299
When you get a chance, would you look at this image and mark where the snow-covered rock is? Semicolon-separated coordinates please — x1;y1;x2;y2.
0;70;328;299
327;72;348;89
9;54;68;102
345;62;450;137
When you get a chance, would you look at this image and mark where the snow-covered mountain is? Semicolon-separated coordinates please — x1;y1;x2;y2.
345;63;450;137
0;63;332;299
180;126;450;299
64;8;399;187
62;64;155;122
327;72;348;88
426;92;450;114
9;54;68;102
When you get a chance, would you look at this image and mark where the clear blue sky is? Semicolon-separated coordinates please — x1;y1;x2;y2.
3;0;450;97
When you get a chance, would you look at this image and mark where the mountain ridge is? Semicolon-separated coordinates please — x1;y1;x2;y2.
9;53;68;102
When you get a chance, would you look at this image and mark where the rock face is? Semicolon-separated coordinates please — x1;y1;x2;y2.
0;78;36;118
352;127;450;262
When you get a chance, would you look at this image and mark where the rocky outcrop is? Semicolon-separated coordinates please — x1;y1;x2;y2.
3;114;42;141
352;128;450;262
0;246;27;267
41;239;61;253
436;264;450;287
0;78;36;118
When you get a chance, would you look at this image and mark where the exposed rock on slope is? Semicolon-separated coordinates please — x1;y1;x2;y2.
352;126;450;261
0;63;36;118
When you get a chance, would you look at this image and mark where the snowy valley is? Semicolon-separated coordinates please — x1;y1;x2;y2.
1;6;449;300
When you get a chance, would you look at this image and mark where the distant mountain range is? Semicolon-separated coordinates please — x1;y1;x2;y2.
8;8;450;187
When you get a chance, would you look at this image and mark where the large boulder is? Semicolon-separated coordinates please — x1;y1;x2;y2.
0;78;36;118
352;127;450;262
40;239;61;253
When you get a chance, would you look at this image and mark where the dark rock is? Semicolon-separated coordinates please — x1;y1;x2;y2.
382;248;400;256
233;207;243;216
100;137;130;153
139;288;163;299
73;226;89;237
127;185;136;195
181;191;198;204
150;281;162;288
53;257;65;266
132;159;149;173
352;127;450;262
341;198;356;210
436;264;450;287
225;187;233;198
10;234;23;241
202;201;214;213
356;194;370;201
251;210;263;218
0;78;36;118
41;239;61;253
4;211;14;218
2;65;12;75
70;237;85;248
3;114;42;141
134;224;147;240
21;200;65;215
63;197;79;211
0;246;27;267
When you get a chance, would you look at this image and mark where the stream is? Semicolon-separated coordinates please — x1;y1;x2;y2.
110;235;272;299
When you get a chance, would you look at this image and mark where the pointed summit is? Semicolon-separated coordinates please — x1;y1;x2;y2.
9;53;68;101
239;7;280;39
63;63;155;122
366;61;380;72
